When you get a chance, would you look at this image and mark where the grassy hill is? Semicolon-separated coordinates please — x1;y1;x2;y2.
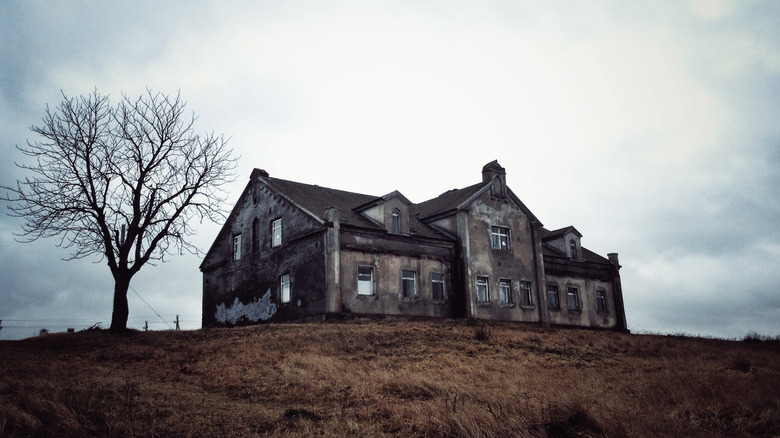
1;320;779;437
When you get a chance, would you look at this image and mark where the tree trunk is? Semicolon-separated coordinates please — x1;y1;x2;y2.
110;274;131;332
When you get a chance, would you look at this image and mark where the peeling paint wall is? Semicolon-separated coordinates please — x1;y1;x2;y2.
460;191;541;323
201;179;327;327
544;274;618;328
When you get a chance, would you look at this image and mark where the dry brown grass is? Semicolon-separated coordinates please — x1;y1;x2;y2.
1;320;779;437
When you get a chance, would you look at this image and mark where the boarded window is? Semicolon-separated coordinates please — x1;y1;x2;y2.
476;276;489;302
431;273;445;301
357;266;374;295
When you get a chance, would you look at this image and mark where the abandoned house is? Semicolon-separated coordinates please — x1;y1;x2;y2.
200;160;627;330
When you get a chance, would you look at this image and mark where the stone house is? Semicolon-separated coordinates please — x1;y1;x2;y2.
200;160;627;330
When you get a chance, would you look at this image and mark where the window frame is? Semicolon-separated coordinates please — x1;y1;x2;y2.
498;278;512;305
280;273;291;303
271;218;282;247
392;208;401;234
519;280;533;307
233;234;242;261
357;266;375;296
490;226;511;250
476;276;490;302
431;273;445;301
401;270;417;299
547;285;560;310
595;289;608;313
567;286;580;311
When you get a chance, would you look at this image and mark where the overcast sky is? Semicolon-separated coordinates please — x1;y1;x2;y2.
1;0;778;340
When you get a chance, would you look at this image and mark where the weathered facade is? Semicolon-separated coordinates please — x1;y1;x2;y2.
201;160;627;330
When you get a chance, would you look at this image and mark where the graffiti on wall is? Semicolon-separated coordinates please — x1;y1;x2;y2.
215;289;277;324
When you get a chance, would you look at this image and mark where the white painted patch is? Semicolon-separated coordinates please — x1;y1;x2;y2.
215;289;277;324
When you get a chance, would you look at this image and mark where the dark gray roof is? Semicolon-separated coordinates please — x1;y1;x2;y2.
415;182;488;220
542;243;610;265
260;176;449;239
542;226;582;240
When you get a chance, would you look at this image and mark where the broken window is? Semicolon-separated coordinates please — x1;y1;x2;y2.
476;276;489;302
595;289;607;313
547;285;560;310
498;279;512;304
233;234;242;261
392;208;401;234
280;273;291;303
491;226;510;250
272;218;282;247
357;266;374;295
519;281;532;307
567;287;580;310
402;270;417;298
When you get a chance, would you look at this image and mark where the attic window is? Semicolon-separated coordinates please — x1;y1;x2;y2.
569;239;578;259
233;234;242;261
272;218;282;247
392;209;401;234
491;226;510;250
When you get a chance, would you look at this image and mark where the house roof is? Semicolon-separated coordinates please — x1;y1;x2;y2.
415;182;490;220
542;243;611;265
259;176;449;239
541;226;582;240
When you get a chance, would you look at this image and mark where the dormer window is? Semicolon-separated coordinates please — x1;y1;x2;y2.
569;239;578;259
392;208;401;234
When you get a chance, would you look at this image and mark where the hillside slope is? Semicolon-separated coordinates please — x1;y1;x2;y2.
1;320;779;437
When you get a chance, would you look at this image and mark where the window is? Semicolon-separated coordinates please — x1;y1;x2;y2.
280;273;291;303
392;208;401;234
498;279;512;304
431;273;445;301
233;234;242;260
252;218;260;253
271;218;282;247
567;287;580;310
491;226;510;250
476;276;490;302
357;266;374;295
547;285;560;310
402;270;417;298
595;290;608;313
569;239;577;259
519;281;533;307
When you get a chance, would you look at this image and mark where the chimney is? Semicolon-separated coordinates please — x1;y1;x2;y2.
608;253;620;270
250;168;269;180
482;160;507;197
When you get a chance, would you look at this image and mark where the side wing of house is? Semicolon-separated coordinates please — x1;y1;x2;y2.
200;170;329;327
335;192;460;319
541;228;627;330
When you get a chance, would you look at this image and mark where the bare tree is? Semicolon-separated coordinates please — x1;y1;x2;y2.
2;89;237;332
